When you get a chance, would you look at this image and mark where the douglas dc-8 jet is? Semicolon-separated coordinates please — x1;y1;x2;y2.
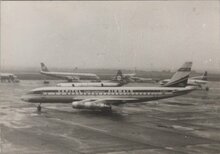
57;70;128;87
22;62;196;112
40;63;99;82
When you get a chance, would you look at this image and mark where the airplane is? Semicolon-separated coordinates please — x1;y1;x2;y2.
189;71;208;81
188;71;208;89
40;63;100;82
21;61;197;112
56;70;128;87
111;70;135;81
112;70;154;83
160;71;209;90
127;76;155;83
0;73;19;82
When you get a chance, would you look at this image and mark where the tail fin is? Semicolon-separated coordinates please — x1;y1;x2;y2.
40;63;49;72
112;70;130;86
202;71;208;81
112;70;123;81
163;62;192;87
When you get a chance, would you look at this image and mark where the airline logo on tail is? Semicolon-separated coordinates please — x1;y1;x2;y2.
40;63;49;72
115;70;123;81
163;61;192;87
112;70;129;84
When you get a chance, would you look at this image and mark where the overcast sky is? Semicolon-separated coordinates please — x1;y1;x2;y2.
1;1;220;72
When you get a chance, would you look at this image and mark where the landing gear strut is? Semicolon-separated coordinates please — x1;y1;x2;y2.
101;106;112;113
37;103;42;112
205;87;209;91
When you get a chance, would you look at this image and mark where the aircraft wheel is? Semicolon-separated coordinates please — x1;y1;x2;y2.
205;87;209;91
37;104;42;112
101;106;112;113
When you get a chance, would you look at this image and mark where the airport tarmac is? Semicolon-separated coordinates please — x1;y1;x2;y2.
0;80;220;154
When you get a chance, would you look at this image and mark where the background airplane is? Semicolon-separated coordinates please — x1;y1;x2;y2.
40;63;100;82
56;70;128;87
0;73;19;82
112;70;154;83
190;71;208;81
127;76;155;83
188;71;208;86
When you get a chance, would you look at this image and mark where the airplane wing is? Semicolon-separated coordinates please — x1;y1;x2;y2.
130;76;153;82
124;73;136;77
72;97;138;106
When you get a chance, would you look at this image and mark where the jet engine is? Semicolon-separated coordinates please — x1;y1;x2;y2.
72;101;111;111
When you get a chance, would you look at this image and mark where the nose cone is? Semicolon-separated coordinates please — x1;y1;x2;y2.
21;95;30;102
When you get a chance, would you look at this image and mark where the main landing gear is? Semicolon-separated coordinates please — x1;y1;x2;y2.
101;106;112;113
43;80;50;84
205;87;209;91
37;103;42;112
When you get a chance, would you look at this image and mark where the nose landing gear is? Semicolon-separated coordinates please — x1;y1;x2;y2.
37;103;42;112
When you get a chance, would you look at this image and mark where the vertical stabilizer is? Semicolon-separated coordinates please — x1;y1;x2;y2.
163;62;192;87
40;63;49;72
202;71;208;81
112;70;129;86
112;70;123;82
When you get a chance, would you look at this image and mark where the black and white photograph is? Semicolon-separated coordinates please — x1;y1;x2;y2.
0;1;220;153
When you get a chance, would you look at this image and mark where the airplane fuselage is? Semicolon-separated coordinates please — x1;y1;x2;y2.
188;79;208;85
130;77;154;83
21;86;195;104
40;71;99;80
57;81;122;87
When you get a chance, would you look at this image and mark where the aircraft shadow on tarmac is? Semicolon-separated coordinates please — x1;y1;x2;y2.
35;106;126;121
74;110;126;120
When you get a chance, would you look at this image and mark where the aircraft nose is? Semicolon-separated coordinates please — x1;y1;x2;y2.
21;95;30;102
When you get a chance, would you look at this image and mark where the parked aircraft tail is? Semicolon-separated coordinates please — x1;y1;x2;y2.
111;70;127;83
190;71;208;81
40;63;49;72
113;70;124;81
163;62;192;87
202;71;208;81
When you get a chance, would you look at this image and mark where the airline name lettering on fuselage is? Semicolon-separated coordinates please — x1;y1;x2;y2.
41;90;174;96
